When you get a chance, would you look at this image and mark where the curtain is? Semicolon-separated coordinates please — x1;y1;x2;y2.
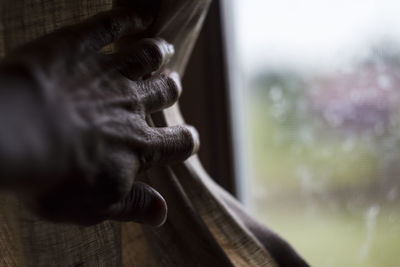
0;0;308;266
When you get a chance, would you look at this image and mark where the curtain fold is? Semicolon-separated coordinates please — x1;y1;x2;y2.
0;1;307;266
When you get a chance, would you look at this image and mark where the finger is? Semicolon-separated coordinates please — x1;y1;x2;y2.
92;148;140;206
112;38;174;80
142;125;200;167
138;72;182;113
57;8;152;52
107;182;167;226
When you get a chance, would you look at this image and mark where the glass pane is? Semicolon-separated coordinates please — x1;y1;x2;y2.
233;0;400;266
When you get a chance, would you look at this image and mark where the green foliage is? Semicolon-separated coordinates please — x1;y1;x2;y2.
245;69;399;266
246;71;377;190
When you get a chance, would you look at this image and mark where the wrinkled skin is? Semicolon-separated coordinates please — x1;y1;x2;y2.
0;8;198;226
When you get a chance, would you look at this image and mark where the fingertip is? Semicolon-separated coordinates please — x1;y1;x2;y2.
106;182;167;226
154;38;175;67
165;71;182;98
141;38;175;70
116;38;174;79
186;125;200;155
134;183;167;227
145;125;200;165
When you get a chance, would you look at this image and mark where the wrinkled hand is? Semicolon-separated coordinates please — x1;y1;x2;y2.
0;9;198;226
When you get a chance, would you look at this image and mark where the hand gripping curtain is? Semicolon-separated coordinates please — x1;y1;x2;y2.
0;0;309;266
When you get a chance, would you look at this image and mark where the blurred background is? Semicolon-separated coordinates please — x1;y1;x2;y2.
233;0;400;266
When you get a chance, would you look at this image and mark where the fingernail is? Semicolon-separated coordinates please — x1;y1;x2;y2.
146;187;168;227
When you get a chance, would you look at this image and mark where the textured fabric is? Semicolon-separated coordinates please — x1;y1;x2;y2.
0;1;306;266
0;2;122;266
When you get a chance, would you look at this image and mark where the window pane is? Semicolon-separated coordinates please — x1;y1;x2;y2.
233;0;400;266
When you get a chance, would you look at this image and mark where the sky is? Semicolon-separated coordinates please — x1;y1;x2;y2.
233;0;400;72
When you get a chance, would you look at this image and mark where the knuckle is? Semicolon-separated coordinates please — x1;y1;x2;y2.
77;12;123;50
137;130;161;167
138;151;154;170
96;153;135;200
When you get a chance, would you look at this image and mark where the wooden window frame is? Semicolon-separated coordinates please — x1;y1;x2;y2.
181;0;245;200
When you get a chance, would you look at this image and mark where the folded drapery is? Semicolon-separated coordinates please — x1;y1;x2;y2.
0;0;308;266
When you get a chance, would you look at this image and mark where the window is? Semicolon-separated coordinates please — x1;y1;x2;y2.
229;0;400;266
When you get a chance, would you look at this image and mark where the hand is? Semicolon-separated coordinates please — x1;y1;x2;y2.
0;8;198;226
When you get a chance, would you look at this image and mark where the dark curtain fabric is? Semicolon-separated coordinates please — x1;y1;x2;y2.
0;1;308;266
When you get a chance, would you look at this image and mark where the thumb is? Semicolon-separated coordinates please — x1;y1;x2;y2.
107;182;167;227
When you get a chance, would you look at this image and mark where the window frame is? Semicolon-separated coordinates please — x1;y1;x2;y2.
181;0;245;200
